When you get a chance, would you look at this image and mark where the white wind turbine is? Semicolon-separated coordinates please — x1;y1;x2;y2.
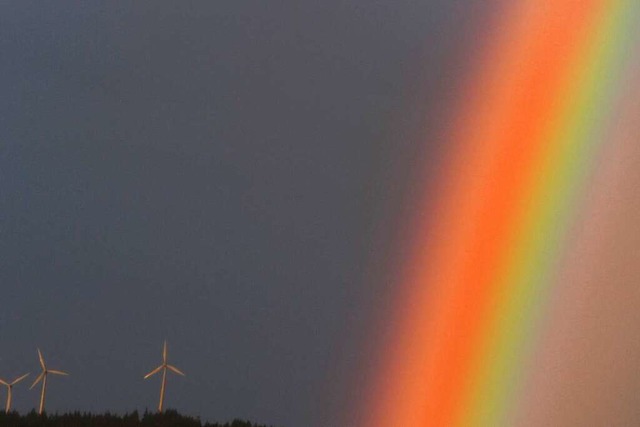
30;349;69;415
0;373;30;413
144;340;185;412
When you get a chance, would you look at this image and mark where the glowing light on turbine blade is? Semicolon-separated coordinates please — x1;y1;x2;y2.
11;373;30;385
30;372;45;390
167;365;185;376
37;349;46;370
144;365;164;379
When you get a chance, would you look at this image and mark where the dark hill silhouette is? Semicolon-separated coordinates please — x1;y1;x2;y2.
0;410;277;427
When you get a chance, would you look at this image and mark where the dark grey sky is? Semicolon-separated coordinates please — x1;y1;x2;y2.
0;2;496;426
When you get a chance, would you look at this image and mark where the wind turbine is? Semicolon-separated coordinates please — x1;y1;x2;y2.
30;349;68;415
0;373;29;413
144;340;185;412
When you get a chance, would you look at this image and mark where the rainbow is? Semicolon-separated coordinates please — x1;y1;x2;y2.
360;1;640;426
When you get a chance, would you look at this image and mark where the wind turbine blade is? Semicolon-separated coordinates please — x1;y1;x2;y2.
163;340;168;364
30;372;45;390
143;365;163;379
0;378;8;386
37;348;47;370
11;373;30;385
48;370;69;376
167;365;185;376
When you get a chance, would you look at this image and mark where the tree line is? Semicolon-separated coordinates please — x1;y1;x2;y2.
0;409;277;427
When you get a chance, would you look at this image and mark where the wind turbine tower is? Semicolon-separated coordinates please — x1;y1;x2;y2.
144;340;185;412
30;349;69;415
0;373;29;413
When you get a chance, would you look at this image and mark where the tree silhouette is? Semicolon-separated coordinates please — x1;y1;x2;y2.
0;410;278;427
